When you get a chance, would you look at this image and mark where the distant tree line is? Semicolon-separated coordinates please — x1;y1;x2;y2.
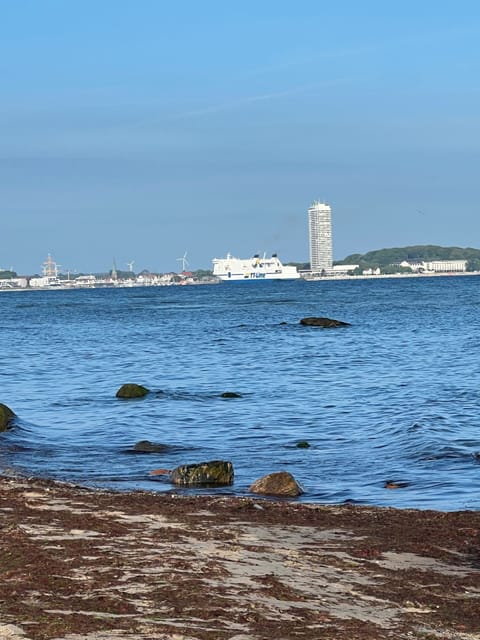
335;245;480;273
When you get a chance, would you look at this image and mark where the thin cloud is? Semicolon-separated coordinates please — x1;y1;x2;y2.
174;77;360;120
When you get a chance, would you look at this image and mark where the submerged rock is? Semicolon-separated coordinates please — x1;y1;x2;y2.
0;403;15;432
300;317;351;328
249;471;304;497
116;383;150;399
170;460;234;486
220;391;242;398
296;440;311;449
132;440;169;453
384;480;410;489
150;468;171;476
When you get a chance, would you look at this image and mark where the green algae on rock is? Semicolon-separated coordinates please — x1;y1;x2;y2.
170;460;234;486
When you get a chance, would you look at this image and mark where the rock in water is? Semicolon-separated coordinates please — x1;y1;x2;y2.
170;460;234;486
116;383;150;399
249;471;304;497
220;391;242;398
300;317;351;328
384;480;410;489
0;403;15;432
133;440;168;453
296;440;311;448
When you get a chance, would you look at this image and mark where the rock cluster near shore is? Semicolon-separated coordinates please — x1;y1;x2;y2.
113;384;307;494
0;393;308;496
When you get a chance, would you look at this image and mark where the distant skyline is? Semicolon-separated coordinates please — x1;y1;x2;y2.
2;1;480;274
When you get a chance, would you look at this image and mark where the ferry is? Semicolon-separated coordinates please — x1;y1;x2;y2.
212;253;300;281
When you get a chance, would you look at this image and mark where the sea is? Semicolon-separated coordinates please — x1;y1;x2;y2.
1;275;479;511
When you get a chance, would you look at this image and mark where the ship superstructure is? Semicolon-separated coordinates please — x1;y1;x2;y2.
212;253;299;281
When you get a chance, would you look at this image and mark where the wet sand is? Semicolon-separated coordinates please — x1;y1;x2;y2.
0;475;479;640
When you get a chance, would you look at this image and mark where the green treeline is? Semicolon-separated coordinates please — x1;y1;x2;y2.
336;245;480;272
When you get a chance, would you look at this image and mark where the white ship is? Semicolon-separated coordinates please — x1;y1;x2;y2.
212;253;300;281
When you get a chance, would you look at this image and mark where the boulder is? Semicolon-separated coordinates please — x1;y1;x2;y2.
220;391;242;398
249;471;304;497
0;403;15;432
300;317;351;328
170;460;234;486
116;383;150;399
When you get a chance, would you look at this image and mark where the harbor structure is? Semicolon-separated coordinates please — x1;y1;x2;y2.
308;201;332;272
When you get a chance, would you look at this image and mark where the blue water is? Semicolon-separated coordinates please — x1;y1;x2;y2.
1;276;479;510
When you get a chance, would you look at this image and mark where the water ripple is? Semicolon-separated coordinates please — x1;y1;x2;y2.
0;278;479;509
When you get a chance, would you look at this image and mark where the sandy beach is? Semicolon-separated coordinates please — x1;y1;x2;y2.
0;475;478;640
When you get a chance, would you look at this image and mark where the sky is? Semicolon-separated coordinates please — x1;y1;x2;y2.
1;0;480;274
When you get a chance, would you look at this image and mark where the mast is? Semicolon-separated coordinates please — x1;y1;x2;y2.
42;254;60;279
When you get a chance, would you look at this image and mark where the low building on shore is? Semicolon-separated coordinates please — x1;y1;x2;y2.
0;278;28;289
399;260;467;273
331;264;359;275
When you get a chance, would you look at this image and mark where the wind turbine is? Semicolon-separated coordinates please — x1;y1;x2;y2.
176;251;189;273
126;260;135;273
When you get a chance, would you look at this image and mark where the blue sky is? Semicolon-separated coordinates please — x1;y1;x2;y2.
1;0;480;274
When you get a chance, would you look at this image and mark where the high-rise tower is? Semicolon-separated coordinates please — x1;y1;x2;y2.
308;201;332;272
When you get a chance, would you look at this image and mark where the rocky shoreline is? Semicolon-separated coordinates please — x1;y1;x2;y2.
0;474;479;640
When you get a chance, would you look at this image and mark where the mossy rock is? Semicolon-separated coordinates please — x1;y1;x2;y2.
0;403;15;432
170;460;234;486
116;383;150;399
220;391;242;399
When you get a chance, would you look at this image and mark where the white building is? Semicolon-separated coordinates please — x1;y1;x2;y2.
331;264;359;274
399;260;467;273
424;260;467;273
308;201;332;272
0;278;28;289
